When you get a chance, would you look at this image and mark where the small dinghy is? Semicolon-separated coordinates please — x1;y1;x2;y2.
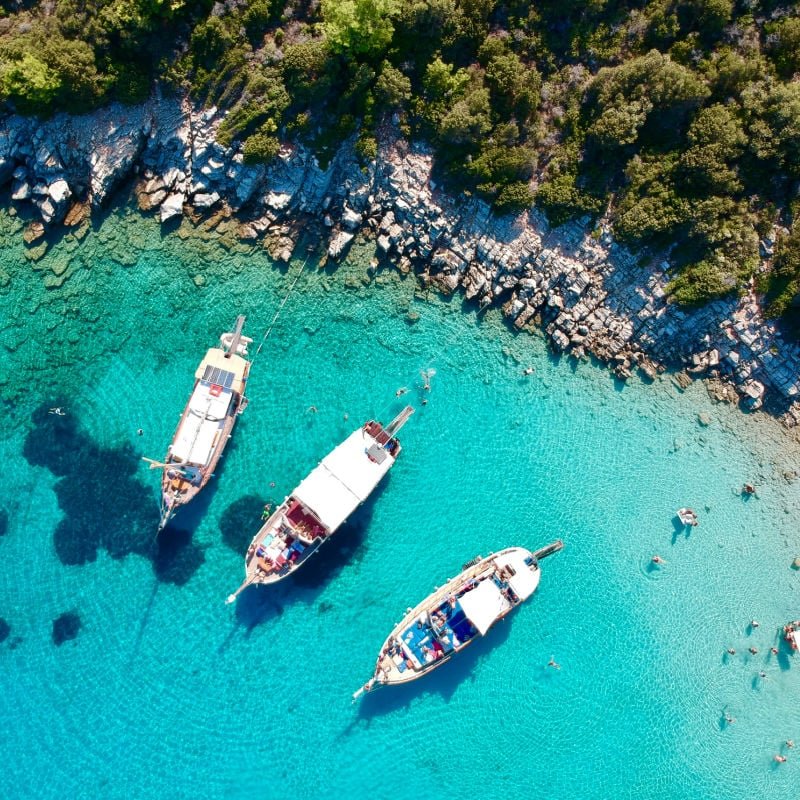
677;507;698;527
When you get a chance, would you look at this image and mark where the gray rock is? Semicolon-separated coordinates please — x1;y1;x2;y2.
11;180;30;201
266;191;292;211
160;192;185;222
193;191;220;209
328;229;354;259
342;205;362;230
552;329;570;351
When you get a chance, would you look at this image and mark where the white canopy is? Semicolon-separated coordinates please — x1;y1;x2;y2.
494;551;541;601
458;578;511;636
170;382;231;465
790;630;800;650
293;427;396;532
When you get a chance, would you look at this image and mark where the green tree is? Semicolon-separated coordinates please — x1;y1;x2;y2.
243;127;281;164
321;0;399;59
375;61;411;108
683;0;733;37
768;17;800;79
480;41;540;121
438;84;492;145
588;50;709;147
744;80;800;178
0;52;61;113
678;104;745;194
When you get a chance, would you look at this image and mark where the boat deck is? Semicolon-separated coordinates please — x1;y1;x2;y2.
245;498;325;582
375;548;541;685
169;380;234;467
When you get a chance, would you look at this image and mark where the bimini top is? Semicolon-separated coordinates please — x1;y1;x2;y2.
494;551;541;601
195;348;248;395
293;427;396;532
458;578;511;636
170;380;232;465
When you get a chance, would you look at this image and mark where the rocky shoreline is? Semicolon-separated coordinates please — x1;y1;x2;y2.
2;94;800;431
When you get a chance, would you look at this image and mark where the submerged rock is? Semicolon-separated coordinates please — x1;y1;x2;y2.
22;221;45;244
52;611;81;646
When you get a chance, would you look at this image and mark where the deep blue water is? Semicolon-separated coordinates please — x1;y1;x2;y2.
1;208;799;798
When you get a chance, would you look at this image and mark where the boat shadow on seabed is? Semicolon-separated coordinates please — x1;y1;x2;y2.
225;480;383;636
354;612;516;722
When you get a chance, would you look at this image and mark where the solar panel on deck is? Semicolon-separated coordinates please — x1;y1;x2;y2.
201;366;235;389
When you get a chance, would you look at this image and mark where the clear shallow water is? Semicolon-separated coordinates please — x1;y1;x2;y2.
1;208;800;799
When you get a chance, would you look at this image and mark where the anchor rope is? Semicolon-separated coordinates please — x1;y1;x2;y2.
249;254;312;369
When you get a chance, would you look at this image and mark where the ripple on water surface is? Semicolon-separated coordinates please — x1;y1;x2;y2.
0;209;799;799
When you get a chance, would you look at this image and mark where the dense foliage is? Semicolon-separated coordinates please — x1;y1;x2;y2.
1;1;800;323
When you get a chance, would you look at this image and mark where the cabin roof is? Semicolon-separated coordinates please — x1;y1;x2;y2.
458;578;511;636
169;381;231;465
293;426;395;532
195;348;247;394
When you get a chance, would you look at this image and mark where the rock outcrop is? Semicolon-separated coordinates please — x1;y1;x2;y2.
1;95;800;424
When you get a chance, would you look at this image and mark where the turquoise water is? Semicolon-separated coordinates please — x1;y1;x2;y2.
2;207;800;799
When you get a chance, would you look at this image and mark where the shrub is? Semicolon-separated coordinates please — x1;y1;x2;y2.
494;181;534;213
243;129;281;164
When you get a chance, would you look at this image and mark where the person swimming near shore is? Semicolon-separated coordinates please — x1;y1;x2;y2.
651;555;665;565
48;407;66;416
774;754;787;763
395;387;408;397
547;656;561;670
742;483;756;496
724;712;736;725
726;648;736;656
749;646;759;655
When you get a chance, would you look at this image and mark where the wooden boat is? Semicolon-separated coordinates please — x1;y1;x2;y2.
353;540;563;698
147;316;252;532
784;620;800;651
226;405;414;603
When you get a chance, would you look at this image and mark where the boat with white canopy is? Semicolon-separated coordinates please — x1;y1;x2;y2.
226;406;414;603
145;316;252;532
353;541;563;698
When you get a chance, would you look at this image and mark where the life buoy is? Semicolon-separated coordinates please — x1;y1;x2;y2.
210;384;223;397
